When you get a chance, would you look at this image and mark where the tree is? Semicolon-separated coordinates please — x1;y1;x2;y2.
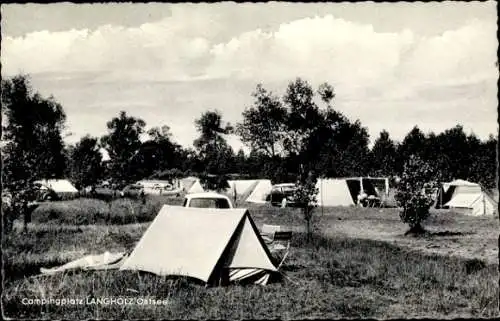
130;125;182;178
394;155;440;235
398;126;426;165
396;126;428;173
294;170;319;242
329;119;372;177
100;111;146;185
234;149;247;175
68;136;103;189
370;130;397;176
282;78;323;159
2;75;67;189
2;74;66;233
469;134;497;189
281;78;323;240
317;82;335;106
193;110;234;190
306;108;371;178
236;84;288;157
433;125;475;181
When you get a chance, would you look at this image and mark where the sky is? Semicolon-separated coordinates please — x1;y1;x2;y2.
1;2;498;153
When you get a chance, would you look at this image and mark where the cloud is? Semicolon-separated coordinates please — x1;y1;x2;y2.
2;13;496;87
207;15;416;84
1;12;497;148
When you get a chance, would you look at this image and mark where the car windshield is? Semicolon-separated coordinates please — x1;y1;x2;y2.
189;198;231;209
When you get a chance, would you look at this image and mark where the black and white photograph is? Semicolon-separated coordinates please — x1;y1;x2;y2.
1;2;498;319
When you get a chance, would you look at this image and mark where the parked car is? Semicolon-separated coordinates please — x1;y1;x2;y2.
32;182;60;202
148;184;182;196
120;184;145;198
270;183;298;207
183;192;234;209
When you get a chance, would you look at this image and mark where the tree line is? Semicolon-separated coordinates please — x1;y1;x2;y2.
2;74;497;194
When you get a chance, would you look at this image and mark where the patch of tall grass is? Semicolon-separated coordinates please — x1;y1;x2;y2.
3;223;148;283
3;231;498;319
31;196;183;225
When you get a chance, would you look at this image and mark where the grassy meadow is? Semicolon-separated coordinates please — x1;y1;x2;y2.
2;196;499;319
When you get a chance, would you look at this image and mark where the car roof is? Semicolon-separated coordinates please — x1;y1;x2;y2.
185;192;230;199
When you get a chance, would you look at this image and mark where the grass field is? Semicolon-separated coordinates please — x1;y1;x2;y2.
2;197;499;319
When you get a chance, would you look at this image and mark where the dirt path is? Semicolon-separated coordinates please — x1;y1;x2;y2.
320;218;498;264
256;207;499;265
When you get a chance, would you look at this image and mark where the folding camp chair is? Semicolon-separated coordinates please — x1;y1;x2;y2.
261;224;292;268
367;195;382;208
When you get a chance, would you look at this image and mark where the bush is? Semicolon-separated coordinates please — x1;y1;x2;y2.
395;155;440;234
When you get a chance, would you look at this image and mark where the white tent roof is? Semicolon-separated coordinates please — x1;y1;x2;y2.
442;179;479;192
315;179;355;207
120;206;277;284
34;179;78;193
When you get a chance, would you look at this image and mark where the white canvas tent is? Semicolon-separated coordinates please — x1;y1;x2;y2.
187;180;205;193
239;179;273;203
33;179;78;194
180;177;205;194
437;179;497;216
315;178;385;207
120;206;278;285
227;180;259;199
315;179;356;207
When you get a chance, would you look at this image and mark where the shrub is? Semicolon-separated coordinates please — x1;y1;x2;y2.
293;170;319;241
395;155;440;234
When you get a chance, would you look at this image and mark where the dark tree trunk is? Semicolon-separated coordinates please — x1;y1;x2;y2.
305;207;312;242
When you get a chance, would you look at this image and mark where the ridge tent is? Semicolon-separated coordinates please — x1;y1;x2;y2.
315;179;355;207
227;180;258;198
187;180;205;194
120;205;278;285
437;179;497;216
33;179;78;194
315;178;379;207
180;177;205;194
245;180;273;203
227;179;272;204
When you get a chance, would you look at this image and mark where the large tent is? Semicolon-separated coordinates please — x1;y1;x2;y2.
227;179;273;204
436;179;497;216
315;178;380;207
316;179;356;206
33;179;78;194
120;206;278;285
